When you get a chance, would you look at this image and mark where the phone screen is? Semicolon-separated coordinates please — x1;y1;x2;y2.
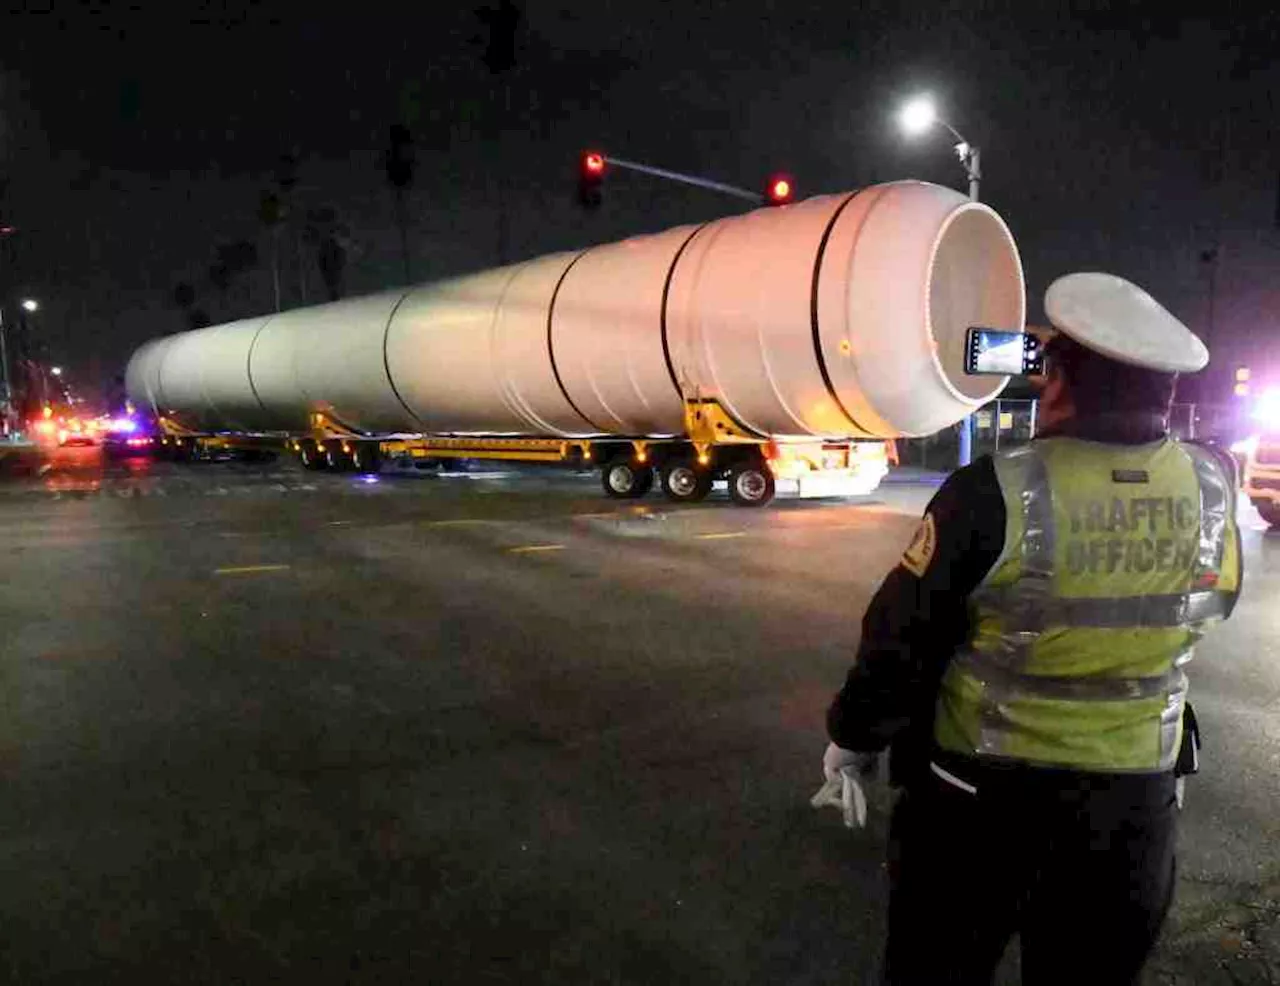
965;328;1043;376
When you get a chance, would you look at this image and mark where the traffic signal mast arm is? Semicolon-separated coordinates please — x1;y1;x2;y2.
583;151;788;204
593;154;785;205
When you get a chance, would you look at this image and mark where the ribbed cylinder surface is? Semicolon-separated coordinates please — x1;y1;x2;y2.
127;181;1024;440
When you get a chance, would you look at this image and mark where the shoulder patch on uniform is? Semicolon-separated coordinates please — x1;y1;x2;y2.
901;514;938;577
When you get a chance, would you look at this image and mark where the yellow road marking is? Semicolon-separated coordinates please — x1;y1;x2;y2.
507;544;565;554
696;532;746;540
214;564;292;576
425;518;495;527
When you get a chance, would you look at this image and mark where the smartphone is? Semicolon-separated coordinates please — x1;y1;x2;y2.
964;327;1044;376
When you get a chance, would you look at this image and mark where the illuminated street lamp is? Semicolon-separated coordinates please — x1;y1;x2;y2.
897;94;981;202
51;366;63;377
20;298;38;313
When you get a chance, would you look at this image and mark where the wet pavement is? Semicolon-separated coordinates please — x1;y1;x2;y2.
0;445;1277;984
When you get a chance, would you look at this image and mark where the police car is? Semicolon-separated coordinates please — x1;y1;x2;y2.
1237;431;1280;528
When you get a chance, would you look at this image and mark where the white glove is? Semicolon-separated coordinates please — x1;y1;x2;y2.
812;743;880;829
823;742;879;784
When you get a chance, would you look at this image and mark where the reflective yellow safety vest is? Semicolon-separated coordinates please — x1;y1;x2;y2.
934;438;1240;773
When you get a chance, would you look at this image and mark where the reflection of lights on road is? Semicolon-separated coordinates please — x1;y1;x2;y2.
358;475;380;485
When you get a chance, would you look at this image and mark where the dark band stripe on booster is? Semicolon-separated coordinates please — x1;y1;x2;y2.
547;250;608;434
659;223;711;401
809;190;874;438
381;289;431;431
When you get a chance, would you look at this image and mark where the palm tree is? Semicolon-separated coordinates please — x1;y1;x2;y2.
258;189;286;312
275;152;308;304
172;281;210;330
208;240;259;318
385;125;415;283
304;207;353;302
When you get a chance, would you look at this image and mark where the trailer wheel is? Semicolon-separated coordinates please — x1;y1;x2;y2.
602;459;653;499
325;445;354;471
660;460;712;503
352;444;381;475
299;443;325;471
728;461;775;507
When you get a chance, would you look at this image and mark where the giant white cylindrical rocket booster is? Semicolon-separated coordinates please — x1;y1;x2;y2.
126;181;1025;440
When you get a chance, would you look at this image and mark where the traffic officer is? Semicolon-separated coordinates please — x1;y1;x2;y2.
824;272;1243;985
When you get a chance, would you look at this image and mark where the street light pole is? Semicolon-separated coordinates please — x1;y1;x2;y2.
961;144;981;201
0;227;14;436
945;135;981;464
18;299;42;414
899;96;983;465
0;307;11;436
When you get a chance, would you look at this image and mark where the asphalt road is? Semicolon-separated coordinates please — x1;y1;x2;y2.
1;447;1277;985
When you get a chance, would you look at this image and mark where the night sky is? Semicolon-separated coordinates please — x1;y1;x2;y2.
2;2;1277;401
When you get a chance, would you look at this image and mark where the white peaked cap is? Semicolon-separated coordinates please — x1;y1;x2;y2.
1044;272;1209;374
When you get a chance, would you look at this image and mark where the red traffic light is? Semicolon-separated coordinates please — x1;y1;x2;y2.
765;175;794;206
578;151;606;210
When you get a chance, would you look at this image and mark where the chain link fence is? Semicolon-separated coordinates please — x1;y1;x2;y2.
896;399;1038;469
895;400;1206;471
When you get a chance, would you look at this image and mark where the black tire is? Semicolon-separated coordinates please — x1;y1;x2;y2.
299;443;325;470
660;459;712;503
728;460;775;507
352;444;381;475
325;445;354;471
601;459;653;499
